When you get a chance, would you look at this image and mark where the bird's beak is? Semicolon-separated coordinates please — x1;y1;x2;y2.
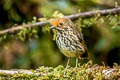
50;26;55;29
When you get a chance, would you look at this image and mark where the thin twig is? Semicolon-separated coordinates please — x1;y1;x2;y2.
0;7;120;35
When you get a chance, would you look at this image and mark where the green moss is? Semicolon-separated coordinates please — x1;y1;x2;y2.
0;61;120;80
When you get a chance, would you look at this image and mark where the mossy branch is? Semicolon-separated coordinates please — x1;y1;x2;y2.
0;7;120;35
0;64;120;79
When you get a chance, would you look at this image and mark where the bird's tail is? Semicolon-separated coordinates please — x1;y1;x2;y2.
79;50;89;59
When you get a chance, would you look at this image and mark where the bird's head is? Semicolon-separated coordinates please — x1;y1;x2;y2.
50;18;72;31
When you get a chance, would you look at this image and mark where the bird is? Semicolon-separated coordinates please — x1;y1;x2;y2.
50;18;88;70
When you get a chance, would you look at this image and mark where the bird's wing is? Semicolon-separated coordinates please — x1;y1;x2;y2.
72;25;83;42
72;25;88;53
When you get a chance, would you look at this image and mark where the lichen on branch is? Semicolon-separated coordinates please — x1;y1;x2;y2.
0;61;120;80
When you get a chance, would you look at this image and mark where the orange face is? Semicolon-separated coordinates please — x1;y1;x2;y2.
52;18;69;29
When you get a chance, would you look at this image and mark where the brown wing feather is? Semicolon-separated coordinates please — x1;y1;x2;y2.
72;25;88;58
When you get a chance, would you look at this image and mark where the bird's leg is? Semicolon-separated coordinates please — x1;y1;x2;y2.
75;58;78;68
66;57;70;69
64;57;70;74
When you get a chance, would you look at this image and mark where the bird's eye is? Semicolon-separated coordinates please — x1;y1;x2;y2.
59;22;63;26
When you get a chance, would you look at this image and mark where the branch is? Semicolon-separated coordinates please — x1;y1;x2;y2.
0;69;39;76
0;7;120;35
0;66;119;79
0;69;51;76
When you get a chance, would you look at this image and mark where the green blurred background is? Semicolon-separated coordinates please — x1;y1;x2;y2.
0;0;120;69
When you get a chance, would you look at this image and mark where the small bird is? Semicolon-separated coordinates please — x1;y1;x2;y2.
50;18;88;69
